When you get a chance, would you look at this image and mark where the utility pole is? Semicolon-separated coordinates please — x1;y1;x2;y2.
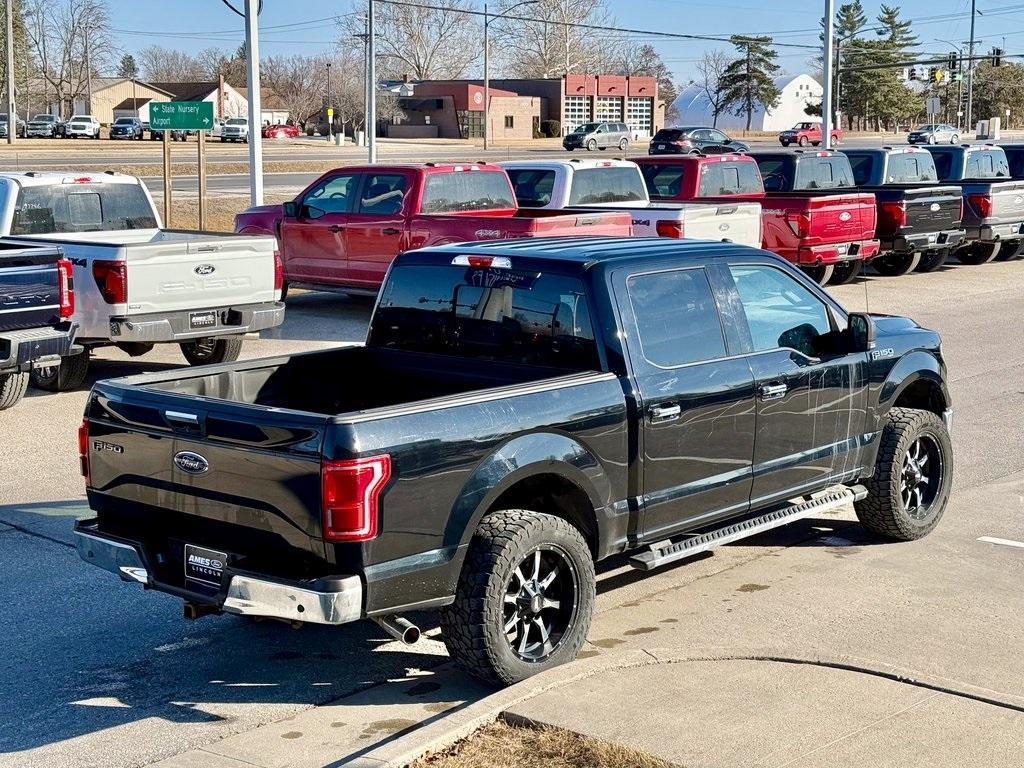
362;15;369;148
368;0;376;163
967;0;976;132
483;2;489;149
326;62;332;141
244;0;264;205
822;0;835;150
85;33;92;114
5;0;14;145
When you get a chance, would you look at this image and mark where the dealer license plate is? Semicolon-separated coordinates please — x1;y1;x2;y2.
184;544;227;586
189;311;218;329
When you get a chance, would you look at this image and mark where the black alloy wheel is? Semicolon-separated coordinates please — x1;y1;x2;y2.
503;546;579;663
901;435;943;521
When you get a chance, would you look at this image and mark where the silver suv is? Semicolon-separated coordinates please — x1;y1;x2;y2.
563;121;631;152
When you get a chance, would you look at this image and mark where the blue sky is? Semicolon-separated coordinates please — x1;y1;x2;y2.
109;0;1024;81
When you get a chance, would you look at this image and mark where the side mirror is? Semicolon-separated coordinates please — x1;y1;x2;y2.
282;200;299;219
848;312;876;352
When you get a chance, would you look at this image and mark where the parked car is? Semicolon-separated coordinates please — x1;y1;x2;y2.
1001;143;1024;180
0;242;77;409
907;124;960;145
64;115;101;139
26;113;60;138
648;127;750;155
500;158;762;247
109;116;145;140
1;171;284;389
778;121;843;147
921;144;1024;263
221;118;249;143
562;122;631;152
842;147;966;274
263;123;300;139
149;127;188;141
74;236;954;686
234;163;632;295
0;114;26;138
747;150;880;285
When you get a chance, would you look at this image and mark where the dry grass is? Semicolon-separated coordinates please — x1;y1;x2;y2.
410;718;678;768
168;195;289;232
92;161;343;179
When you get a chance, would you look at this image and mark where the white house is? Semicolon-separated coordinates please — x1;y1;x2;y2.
673;73;823;132
149;81;289;124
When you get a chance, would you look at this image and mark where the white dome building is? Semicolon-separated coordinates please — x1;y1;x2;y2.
672;73;822;133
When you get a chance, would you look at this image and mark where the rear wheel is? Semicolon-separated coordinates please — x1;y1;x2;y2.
994;239;1023;261
916;248;949;272
798;136;809;147
0;371;28;410
586;139;597;151
828;260;862;285
618;138;628;151
440;509;595;687
871;252;920;276
30;351;90;392
180;337;243;366
950;134;960;145
801;264;834;285
955;241;1001;265
855;408;952;541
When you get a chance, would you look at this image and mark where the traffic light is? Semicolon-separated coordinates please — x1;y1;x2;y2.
933;69;944;83
928;67;938;81
992;47;1004;67
909;67;918;81
948;52;959;71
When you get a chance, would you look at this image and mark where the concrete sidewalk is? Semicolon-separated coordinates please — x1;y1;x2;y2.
503;649;1024;768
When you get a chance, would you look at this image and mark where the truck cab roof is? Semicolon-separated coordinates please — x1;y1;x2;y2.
0;171;141;187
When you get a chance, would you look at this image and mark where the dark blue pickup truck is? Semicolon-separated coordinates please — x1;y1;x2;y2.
75;237;954;685
0;242;77;409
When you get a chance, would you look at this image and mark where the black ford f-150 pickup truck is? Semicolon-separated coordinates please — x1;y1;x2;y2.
842;147;966;275
0;241;76;409
75;237;954;686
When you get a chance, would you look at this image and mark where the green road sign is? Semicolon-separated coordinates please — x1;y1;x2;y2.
150;101;215;131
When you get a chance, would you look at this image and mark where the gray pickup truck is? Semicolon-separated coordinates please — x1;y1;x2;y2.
922;144;1024;263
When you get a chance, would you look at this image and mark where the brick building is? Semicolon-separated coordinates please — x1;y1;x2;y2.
384;75;663;140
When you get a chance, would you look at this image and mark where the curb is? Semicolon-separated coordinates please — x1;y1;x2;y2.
342;644;1024;767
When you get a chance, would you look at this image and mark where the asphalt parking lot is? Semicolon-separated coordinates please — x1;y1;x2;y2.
2;258;1023;768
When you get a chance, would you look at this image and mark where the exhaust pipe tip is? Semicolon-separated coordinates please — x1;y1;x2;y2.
374;614;421;645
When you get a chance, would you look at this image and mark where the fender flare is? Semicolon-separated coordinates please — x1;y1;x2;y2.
444;431;612;555
876;351;949;421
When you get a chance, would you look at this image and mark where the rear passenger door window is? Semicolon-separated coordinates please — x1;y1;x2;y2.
626;268;728;367
357;173;408;215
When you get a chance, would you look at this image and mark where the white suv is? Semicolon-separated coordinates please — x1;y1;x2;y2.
220;118;249;143
65;115;101;139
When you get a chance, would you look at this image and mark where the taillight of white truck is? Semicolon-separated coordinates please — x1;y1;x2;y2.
56;258;74;318
92;260;127;304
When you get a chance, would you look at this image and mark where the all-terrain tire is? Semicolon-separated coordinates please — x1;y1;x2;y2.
871;252;920;276
0;371;28;409
955;241;1001;265
828;260;862;285
916;248;949;272
30;351;90;392
855;407;953;541
801;264;834;285
180;337;244;366
440;509;596;687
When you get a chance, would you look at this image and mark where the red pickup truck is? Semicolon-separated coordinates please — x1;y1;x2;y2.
778;122;844;148
235;163;632;294
636;152;878;285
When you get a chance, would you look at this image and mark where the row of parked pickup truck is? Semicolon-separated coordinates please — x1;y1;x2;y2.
234;143;1024;294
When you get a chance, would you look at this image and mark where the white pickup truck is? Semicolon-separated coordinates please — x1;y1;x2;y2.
0;171;284;390
499;158;762;247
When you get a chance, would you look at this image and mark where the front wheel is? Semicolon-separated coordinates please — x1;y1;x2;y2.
801;264;834;285
618;138;628;151
916;248;949;272
828;260;862;285
30;351;90;392
855;408;952;541
0;371;28;410
180;337;243;366
798;136;809;147
440;509;595;687
780;141;790;147
950;134;960;145
586;139;597;151
871;252;921;276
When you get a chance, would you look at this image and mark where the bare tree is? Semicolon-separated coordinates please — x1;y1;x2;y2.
339;0;479;80
137;45;206;81
23;0;115;116
197;44;246;83
695;49;730;128
612;42;680;121
491;0;616;78
262;53;332;128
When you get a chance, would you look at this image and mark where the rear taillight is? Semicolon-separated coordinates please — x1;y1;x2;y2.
92;260;127;304
656;220;684;238
968;193;992;219
784;210;812;238
321;454;391;542
78;419;90;484
880;201;907;230
273;249;283;292
56;258;74;318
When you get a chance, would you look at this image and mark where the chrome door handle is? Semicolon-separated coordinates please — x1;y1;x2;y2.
649;404;682;422
758;383;788;401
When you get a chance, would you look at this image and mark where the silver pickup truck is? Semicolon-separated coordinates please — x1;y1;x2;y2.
0;171;284;390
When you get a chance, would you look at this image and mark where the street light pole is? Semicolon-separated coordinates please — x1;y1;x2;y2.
483;0;538;151
326;62;333;141
822;0;835;150
5;0;14;145
243;0;264;206
368;0;377;163
967;0;977;131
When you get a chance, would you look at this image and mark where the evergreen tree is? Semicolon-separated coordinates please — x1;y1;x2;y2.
720;36;781;131
117;54;139;79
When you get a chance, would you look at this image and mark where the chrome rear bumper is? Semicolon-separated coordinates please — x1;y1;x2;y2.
73;523;362;626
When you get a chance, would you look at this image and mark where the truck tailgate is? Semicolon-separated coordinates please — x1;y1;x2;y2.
0;245;63;332
126;234;276;315
680;201;762;247
902;186;963;231
798;192;877;243
973;180;1024;224
85;379;331;576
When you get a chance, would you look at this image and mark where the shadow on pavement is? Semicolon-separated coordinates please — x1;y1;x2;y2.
262;290;374;344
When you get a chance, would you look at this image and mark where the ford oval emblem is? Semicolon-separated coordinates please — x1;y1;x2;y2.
174;451;209;475
1016;196;1023;205
718;222;730;231
930;203;941;212
839;211;852;222
194;264;216;276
